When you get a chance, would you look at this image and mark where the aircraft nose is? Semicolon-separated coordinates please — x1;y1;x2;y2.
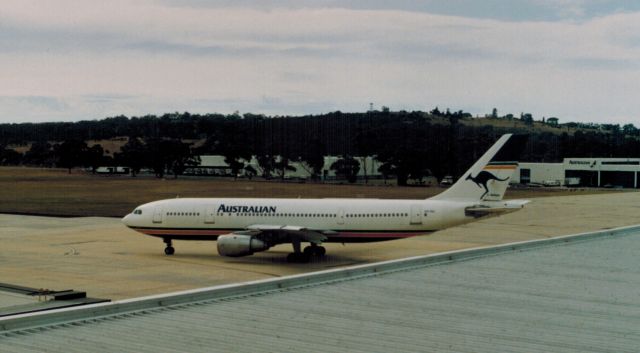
122;214;133;227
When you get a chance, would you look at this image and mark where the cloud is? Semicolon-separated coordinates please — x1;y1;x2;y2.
0;1;640;124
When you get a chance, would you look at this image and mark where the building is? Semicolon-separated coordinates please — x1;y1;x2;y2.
189;155;388;181
512;158;640;188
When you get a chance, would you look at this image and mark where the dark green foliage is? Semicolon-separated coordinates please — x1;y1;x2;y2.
115;138;146;176
297;138;325;180
143;139;199;178
0;110;639;184
274;157;296;180
256;154;277;179
86;145;107;174
24;142;55;166
54;140;89;173
0;146;22;165
331;156;360;183
244;165;257;179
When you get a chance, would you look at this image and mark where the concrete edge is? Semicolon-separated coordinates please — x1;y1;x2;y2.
2;224;639;333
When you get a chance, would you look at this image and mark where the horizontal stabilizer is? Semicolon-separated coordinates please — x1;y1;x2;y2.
465;199;530;217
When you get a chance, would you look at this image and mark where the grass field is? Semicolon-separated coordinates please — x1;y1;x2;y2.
0;167;616;217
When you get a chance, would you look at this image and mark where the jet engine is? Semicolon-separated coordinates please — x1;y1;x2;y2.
216;234;270;257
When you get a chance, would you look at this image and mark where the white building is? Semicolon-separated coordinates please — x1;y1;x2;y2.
190;155;385;180
512;158;640;188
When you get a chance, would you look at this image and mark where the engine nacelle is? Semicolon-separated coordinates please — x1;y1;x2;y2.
216;234;270;257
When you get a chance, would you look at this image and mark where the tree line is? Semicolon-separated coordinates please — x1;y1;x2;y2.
1;109;639;185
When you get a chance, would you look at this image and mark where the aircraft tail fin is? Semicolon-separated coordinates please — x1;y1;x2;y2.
432;134;527;202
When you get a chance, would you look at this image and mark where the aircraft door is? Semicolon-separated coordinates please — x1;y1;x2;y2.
204;205;216;224
410;204;422;225
337;208;345;225
153;206;163;223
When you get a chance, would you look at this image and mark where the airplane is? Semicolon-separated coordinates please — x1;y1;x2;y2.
122;134;529;263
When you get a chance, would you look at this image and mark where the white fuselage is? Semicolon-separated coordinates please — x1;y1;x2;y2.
122;197;478;242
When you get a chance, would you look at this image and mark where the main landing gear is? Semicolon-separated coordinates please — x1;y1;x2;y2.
286;241;326;263
163;238;175;255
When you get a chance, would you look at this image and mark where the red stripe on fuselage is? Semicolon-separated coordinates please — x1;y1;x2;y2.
134;228;233;237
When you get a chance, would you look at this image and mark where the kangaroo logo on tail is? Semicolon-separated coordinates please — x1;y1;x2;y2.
466;171;509;199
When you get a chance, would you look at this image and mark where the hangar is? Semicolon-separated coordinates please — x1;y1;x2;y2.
512;158;640;188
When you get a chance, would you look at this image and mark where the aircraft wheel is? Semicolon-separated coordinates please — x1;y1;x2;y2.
164;246;175;255
304;245;326;257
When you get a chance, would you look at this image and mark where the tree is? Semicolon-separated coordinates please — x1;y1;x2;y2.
116;137;146;176
226;157;246;179
297;138;325;180
354;127;378;184
166;141;200;179
256;154;277;179
85;144;105;174
199;120;252;180
520;113;534;126
54;140;89;173
330;156;360;183
24;142;54;167
623;124;638;136
244;165;257;180
0;147;22;165
372;117;432;186
274;157;296;180
144;139;173;178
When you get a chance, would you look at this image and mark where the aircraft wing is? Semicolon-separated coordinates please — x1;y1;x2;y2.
465;199;530;218
246;224;329;244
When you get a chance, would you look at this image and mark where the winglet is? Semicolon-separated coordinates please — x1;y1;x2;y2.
432;134;522;201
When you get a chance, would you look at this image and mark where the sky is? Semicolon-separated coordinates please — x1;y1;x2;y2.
1;0;640;124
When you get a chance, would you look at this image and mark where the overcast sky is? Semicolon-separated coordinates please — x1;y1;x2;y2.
1;0;640;124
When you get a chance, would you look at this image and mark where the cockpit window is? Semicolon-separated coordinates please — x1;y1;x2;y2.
133;209;142;215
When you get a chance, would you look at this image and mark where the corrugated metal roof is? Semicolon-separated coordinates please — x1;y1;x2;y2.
1;228;640;352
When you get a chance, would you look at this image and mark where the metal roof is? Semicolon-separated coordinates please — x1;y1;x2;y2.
1;226;640;352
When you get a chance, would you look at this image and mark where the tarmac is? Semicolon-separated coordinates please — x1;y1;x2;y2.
1;191;639;300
